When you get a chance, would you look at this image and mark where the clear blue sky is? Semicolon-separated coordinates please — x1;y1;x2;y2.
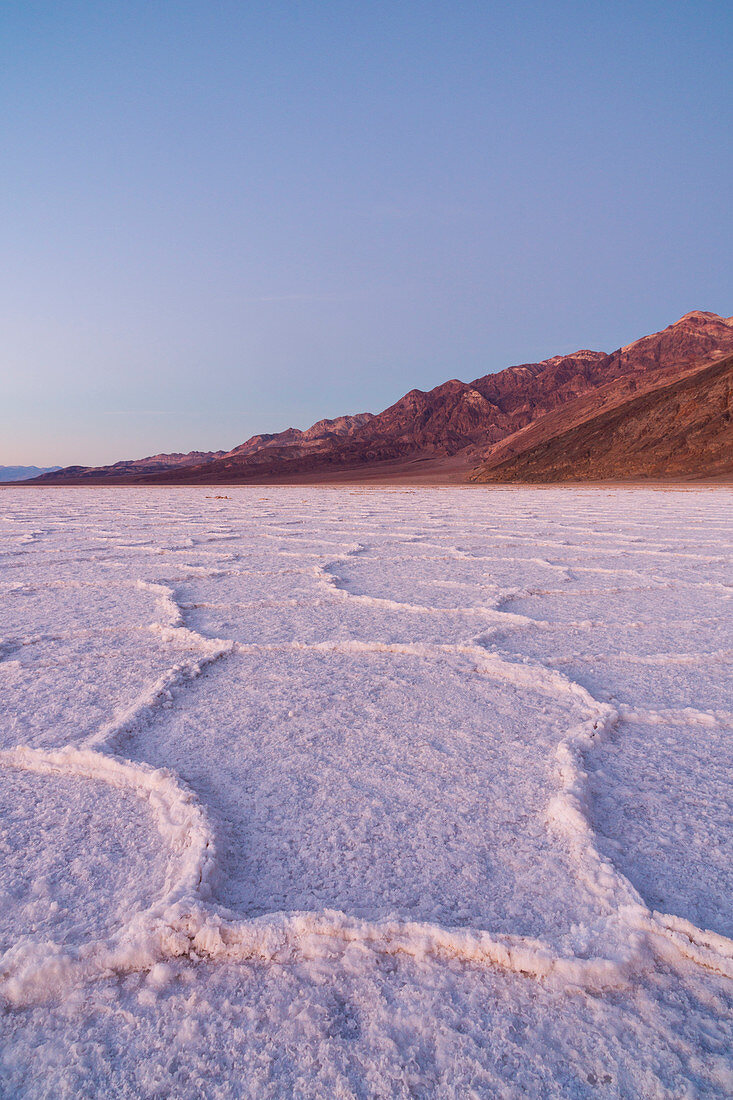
3;1;732;466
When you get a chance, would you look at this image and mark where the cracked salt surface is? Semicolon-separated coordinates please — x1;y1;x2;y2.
0;769;166;950
0;486;731;1098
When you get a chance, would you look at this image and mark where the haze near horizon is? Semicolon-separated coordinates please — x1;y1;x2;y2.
2;1;732;466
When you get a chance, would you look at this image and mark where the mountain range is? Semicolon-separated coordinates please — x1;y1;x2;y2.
0;465;62;482
27;310;733;485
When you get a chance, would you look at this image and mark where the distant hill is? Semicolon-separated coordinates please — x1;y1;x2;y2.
34;451;226;482
0;465;62;482
223;413;375;463
34;310;733;485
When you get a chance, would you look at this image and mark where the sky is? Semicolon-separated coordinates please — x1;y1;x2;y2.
2;1;732;467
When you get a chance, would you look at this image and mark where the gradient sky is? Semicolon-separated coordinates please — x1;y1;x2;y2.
2;1;732;466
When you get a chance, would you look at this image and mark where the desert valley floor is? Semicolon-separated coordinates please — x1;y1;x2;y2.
0;486;731;1098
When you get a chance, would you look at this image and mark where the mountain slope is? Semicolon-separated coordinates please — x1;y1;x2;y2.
471;353;733;483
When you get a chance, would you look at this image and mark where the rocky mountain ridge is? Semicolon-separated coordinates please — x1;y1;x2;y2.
29;310;733;484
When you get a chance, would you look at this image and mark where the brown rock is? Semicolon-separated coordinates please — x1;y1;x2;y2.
471;353;733;483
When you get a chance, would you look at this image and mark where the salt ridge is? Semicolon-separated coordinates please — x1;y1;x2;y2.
1;524;731;1008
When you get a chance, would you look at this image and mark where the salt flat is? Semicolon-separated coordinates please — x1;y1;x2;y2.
0;486;731;1098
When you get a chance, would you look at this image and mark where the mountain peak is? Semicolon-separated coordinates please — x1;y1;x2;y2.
674;309;730;325
619;310;733;356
